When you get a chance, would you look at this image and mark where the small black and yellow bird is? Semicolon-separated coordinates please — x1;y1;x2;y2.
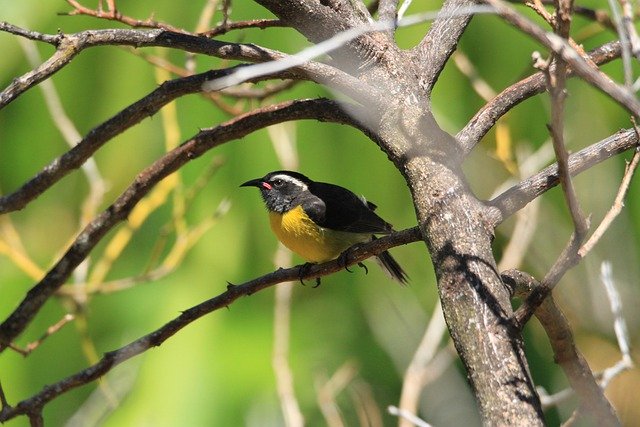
241;171;408;284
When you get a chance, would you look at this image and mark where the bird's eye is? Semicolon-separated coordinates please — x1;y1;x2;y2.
272;179;284;187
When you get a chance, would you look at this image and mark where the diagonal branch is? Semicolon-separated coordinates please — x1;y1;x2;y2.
0;227;419;423
501;270;619;426
0;58;377;215
0;98;366;351
488;127;639;224
458;41;621;154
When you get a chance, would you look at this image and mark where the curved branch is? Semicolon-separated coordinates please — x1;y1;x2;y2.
0;98;366;350
488;128;639;225
0;24;377;110
458;41;622;153
0;56;379;214
0;68;239;214
0;226;420;423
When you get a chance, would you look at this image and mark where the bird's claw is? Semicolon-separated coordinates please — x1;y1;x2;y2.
298;262;321;287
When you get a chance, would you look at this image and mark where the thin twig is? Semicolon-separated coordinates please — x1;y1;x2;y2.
484;0;640;120
388;406;433;427
598;262;634;389
64;0;188;33
0;24;377;110
7;314;75;357
397;301;448;427
17;38;106;224
270;121;304;427
489;127;639;225
201;19;285;37
316;362;358;427
458;41;622;153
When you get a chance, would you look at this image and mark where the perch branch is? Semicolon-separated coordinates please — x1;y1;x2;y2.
0;227;419;423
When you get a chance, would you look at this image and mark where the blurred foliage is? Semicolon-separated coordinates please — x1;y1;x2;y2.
0;1;639;426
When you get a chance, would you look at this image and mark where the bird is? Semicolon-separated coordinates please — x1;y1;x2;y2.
241;170;408;285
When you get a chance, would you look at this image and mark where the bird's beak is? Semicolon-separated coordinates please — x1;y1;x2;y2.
240;178;263;188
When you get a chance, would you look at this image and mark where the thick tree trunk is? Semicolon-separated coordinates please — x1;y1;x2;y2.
255;0;546;423
404;156;544;424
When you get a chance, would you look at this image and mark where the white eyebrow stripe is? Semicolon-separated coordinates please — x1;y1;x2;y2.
271;174;308;190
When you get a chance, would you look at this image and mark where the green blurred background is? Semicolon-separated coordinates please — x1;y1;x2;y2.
0;1;639;426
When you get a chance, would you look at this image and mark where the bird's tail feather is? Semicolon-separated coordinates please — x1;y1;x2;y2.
372;236;408;285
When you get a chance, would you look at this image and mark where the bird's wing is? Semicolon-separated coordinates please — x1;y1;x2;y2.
305;182;393;234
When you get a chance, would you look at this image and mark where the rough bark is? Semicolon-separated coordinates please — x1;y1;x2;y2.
253;1;546;423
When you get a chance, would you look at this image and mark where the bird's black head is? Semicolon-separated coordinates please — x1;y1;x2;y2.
241;170;312;213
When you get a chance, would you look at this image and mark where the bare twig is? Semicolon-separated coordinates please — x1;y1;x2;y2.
484;0;640;121
64;0;188;33
270;122;304;427
397;301;448;427
388;406;433;427
0;24;375;110
316;362;358;427
201;19;285;37
598;262;635;388
515;0;591;330
17;38;106;223
7;314;75;357
513;126;640;324
0;99;367;351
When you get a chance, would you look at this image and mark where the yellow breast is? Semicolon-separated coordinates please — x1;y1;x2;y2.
269;205;368;263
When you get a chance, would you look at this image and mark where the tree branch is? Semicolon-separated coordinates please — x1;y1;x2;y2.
412;0;477;93
0;24;377;110
458;41;622;153
0;227;419;422
484;0;640;117
501;270;620;427
0;98;366;350
488;128;639;225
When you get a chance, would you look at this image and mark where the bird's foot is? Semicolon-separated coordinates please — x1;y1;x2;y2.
298;262;321;287
338;245;368;276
